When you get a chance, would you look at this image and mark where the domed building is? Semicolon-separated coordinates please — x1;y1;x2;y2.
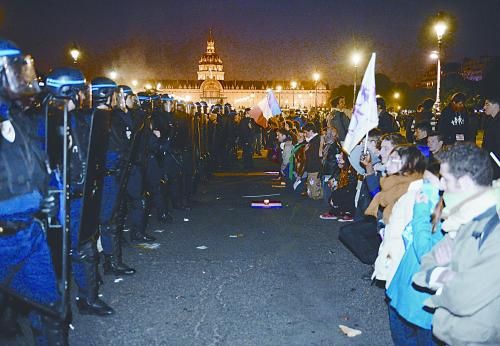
150;30;330;109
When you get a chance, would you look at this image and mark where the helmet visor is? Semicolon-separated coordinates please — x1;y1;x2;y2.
3;55;40;97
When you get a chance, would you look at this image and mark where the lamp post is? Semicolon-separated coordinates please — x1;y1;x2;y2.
433;21;447;113
69;42;80;64
291;80;297;108
351;52;362;108
312;72;320;110
276;85;282;106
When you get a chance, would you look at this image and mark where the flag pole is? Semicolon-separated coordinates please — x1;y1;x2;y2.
363;131;369;154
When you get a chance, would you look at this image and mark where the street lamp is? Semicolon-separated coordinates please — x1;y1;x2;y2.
69;43;80;64
291;80;297;108
393;92;400;100
433;21;447;113
351;52;362;108
312;72;320;110
109;70;118;80
276;85;282;106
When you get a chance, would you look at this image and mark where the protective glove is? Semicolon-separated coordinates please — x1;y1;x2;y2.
40;194;59;217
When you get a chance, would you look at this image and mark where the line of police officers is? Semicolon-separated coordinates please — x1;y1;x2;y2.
0;39;236;345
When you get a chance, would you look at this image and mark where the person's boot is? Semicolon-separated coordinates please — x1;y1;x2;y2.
76;242;114;316
103;232;136;275
42;315;68;346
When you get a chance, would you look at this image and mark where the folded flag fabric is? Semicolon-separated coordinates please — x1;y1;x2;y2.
249;91;281;127
343;53;379;154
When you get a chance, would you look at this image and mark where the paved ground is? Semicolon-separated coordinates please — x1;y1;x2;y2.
4;157;392;346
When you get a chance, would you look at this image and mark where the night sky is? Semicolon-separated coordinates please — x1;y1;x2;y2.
1;0;499;86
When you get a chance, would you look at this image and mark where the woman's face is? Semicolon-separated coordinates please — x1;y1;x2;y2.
380;140;394;164
297;132;305;142
385;151;403;175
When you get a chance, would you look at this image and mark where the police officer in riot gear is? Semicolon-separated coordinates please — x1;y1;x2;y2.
45;71;115;317
0;39;68;345
92;78;136;276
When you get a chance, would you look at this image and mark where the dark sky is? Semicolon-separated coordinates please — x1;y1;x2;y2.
1;0;499;87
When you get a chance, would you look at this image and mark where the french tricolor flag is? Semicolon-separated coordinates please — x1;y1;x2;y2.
249;91;281;128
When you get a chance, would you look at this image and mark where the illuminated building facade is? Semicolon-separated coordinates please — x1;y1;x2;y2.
151;31;330;109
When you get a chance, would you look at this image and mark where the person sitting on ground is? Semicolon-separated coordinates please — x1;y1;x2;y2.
320;151;358;222
319;127;342;203
427;131;444;156
289;129;307;192
365;145;426;285
414;122;431;147
276;128;294;181
386;160;443;346
303;122;322;199
413;142;500;346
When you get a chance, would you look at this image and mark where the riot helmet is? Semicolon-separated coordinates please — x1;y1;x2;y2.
186;102;196;116
118;85;139;111
91;76;116;108
0;39;40;99
161;94;175;112
211;103;222;114
46;67;86;102
195;102;202;113
176;100;186;113
200;101;208;114
224;103;232;115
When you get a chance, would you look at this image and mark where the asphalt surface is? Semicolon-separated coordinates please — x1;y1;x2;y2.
4;157;393;346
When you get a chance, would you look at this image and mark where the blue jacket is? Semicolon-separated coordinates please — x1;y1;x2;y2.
386;181;443;329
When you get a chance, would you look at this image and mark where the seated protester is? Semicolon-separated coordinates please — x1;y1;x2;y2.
303;122;322;199
414;121;431;146
427;131;444;156
289;129;307;191
386;161;443;346
276;128;294;180
365;145;426;285
320;127;342;203
320;152;358;221
362;133;407;201
413;143;500;346
351;129;384;220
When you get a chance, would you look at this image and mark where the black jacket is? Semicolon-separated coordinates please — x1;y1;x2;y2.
378;111;398;134
437;105;470;145
305;134;321;173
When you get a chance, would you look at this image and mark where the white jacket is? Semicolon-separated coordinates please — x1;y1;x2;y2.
373;179;423;288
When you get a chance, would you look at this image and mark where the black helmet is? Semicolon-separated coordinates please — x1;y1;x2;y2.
46;67;86;99
91;76;116;106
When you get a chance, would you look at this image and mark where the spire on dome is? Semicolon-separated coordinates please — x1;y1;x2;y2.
206;29;215;54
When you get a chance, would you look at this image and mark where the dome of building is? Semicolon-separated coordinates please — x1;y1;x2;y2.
199;53;223;65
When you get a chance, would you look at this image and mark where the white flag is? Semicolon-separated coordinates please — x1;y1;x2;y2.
342;53;379;154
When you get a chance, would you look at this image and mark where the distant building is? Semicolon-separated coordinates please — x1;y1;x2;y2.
417;56;500;88
141;30;330;109
462;56;500;81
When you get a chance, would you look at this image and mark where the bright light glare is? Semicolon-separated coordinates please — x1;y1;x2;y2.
434;22;447;38
429;51;439;60
109;70;118;80
70;48;80;61
291;81;297;89
312;72;320;81
351;52;362;66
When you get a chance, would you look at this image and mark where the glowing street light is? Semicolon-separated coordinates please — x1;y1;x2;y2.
145;83;152;90
351;51;362;108
69;42;80;64
109;70;118;80
429;51;439;60
291;80;297;108
393;92;400;99
131;79;138;87
433;20;447;113
156;82;162;90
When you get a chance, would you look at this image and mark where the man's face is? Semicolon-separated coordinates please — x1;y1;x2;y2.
379;139;394;164
484;100;499;117
276;132;286;143
386;151;403;175
338;98;345;109
452;101;464;112
305;129;314;138
439;162;462;193
427;135;443;154
414;128;427;140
